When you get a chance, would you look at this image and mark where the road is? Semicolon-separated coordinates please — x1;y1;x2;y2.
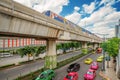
0;50;81;66
55;53;103;80
0;50;82;80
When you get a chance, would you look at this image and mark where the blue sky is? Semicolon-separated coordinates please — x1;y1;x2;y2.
14;0;120;38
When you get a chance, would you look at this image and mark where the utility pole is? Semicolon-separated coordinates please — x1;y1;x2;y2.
116;19;120;78
95;33;109;71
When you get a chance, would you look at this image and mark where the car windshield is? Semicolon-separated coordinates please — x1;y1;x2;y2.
92;63;96;66
66;75;73;80
69;63;76;68
87;58;91;60
87;71;93;75
39;74;45;79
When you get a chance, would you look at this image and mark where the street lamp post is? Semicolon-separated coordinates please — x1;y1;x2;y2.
95;33;109;71
102;35;106;71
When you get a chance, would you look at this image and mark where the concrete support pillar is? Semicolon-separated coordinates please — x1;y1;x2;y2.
93;43;98;50
98;43;100;47
45;39;57;69
82;42;88;54
82;42;87;49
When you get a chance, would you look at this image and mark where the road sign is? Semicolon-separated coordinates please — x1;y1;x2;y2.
106;56;111;61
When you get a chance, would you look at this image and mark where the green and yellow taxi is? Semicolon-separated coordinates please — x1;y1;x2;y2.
97;56;104;62
84;58;93;64
35;69;55;80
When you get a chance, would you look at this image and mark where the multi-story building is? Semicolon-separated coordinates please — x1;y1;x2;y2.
116;25;120;38
0;37;69;51
115;19;120;78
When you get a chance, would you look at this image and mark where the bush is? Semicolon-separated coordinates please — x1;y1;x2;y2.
82;49;88;54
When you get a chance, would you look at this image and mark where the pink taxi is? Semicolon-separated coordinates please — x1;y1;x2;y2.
90;62;99;70
84;69;96;80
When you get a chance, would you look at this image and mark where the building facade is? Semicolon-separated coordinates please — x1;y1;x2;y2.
115;19;120;78
0;37;69;51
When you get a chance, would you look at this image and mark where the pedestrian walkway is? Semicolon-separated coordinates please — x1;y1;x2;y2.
100;58;119;80
104;59;119;80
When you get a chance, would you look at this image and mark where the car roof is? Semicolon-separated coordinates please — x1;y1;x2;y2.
88;69;94;72
41;69;54;74
70;63;78;65
85;58;92;60
92;61;97;63
69;63;79;67
68;72;77;76
87;58;91;59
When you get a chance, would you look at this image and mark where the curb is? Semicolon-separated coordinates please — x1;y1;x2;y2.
99;71;111;80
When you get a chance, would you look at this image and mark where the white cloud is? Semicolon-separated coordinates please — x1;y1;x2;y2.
14;0;33;7
88;11;120;38
65;11;81;24
64;2;119;38
14;0;69;14
78;6;116;27
74;6;80;12
91;23;115;38
105;11;120;22
100;0;110;5
65;6;81;24
82;2;95;14
99;0;120;6
78;5;119;38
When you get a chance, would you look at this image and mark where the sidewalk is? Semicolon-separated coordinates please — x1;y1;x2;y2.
100;59;119;80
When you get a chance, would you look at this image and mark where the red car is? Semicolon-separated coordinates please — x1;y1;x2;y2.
63;72;78;80
90;62;99;70
84;69;96;80
96;48;102;53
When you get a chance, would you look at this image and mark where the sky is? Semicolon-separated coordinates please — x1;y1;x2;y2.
13;0;120;38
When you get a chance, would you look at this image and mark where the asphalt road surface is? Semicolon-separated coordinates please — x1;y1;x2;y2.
55;53;103;80
0;50;82;80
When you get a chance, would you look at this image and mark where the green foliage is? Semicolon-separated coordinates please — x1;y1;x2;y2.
35;46;46;56
56;44;62;50
17;46;46;58
60;42;81;53
107;37;120;57
82;49;88;54
0;50;10;53
101;37;120;58
17;47;28;58
73;42;79;49
101;42;108;52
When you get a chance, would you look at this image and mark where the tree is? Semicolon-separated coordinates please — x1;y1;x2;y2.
17;46;46;61
101;42;108;52
17;46;33;61
107;37;120;58
101;37;120;58
69;42;75;50
101;37;120;70
56;44;62;50
35;46;46;57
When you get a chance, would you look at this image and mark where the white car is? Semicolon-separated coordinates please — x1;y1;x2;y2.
0;53;13;57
